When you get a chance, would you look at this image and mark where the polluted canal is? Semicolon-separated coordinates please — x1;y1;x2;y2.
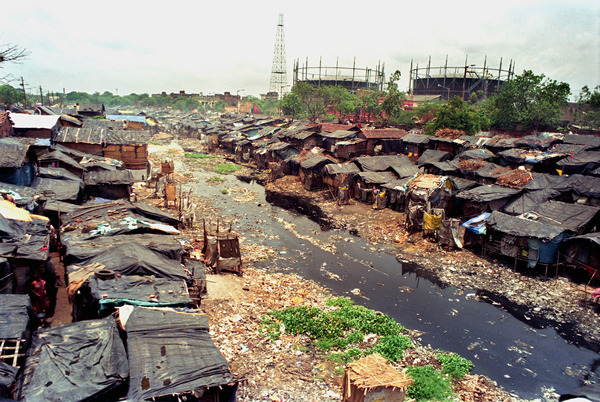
175;155;599;399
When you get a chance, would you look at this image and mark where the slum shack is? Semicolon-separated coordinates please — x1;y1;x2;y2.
16;316;128;401
33;167;84;204
322;163;362;201
299;153;335;190
320;130;358;154
559;233;600;281
357;128;406;156
334;138;367;161
404;174;457;231
556;151;600;176
343;353;411;402
455;184;521;218
125;306;237;401
84;170;135;200
417;149;452;167
203;224;242;275
54;127;151;173
353;154;413;172
9;113;61;139
0;138;38;187
497;148;568;174
0;295;34;397
400;133;430;161
38;150;86;179
484;211;569;269
352;171;397;207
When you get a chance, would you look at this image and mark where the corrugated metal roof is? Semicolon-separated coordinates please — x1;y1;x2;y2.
55;127;152;145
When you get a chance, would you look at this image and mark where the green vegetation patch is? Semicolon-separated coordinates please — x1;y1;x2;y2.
206;176;224;183
215;163;242;173
436;351;474;380
185;153;218;159
406;365;454;401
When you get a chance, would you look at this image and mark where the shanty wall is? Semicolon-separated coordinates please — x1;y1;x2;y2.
103;144;148;170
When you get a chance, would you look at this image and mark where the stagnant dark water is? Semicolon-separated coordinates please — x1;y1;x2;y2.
177;158;600;399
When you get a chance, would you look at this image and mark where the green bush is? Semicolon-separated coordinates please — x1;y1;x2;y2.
370;334;412;362
406;365;454;401
221;189;229;194
436;351;474;379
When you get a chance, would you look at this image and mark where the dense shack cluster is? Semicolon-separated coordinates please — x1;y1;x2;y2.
185;112;600;281
0;107;239;400
0;104;599;401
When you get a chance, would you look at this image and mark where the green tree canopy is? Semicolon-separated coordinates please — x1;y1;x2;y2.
489;70;570;131
575;85;600;129
280;92;304;120
425;96;489;136
291;82;327;122
0;84;23;109
379;70;406;124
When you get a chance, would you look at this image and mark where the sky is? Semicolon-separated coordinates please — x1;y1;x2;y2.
1;0;599;100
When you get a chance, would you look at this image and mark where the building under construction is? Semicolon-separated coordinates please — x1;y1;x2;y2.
409;56;515;101
293;58;385;93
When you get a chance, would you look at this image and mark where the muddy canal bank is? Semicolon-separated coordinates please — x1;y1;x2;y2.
150;143;599;399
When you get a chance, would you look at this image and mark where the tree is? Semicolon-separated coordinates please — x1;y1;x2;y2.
320;85;359;120
0;84;23;109
357;90;382;123
280;92;304;120
379;70;406;124
574;85;600;129
425;96;489;136
291;82;327;122
489;70;570;131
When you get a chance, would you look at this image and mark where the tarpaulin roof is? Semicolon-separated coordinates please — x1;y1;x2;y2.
550;143;589;155
456;185;521;203
514;134;561;151
556;151;600;175
66;242;189;282
87;275;191;311
0;294;33;339
0;138;30;168
31;176;82;202
401;133;430;144
487;210;565;240
389;164;421;178
562;134;600;148
38;150;86;171
524;174;600;198
502;188;561;215
64;234;184;266
16;316;128;401
354;155;413;172
319;130;357;140
417;149;452;166
449;177;479;192
322;163;361;176
356;171;397;185
9;113;61;129
125;307;234;400
0;182;37;206
526;200;600;234
427;160;461;174
455;148;495;160
38;167;82;182
84;169;135;185
55;127;152;145
498;148;566;164
0;204;49;262
299;154;334;170
562;232;600;247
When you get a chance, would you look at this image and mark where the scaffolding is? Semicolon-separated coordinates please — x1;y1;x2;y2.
293;57;385;93
409;55;515;100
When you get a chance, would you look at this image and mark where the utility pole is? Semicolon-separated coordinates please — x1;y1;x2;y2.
20;77;27;105
39;86;44;106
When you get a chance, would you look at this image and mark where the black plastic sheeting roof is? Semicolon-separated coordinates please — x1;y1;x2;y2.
299;154;334;170
354;154;413;172
31;177;82;202
16;316;128;401
486;211;565;240
322;163;361;176
401;133;430;144
556;151;600;175
38;150;86;171
514;135;561;151
526;200;600;234
389;164;421;179
503;188;561;215
66;242;189;282
524;174;600;198
417;149;452;166
455;148;495;160
0;294;33;339
63;233;184;266
126;307;235;400
0;216;49;262
0;138;30;168
356;171;397;185
562;134;600;148
84;169;135;185
88;275;191;307
456;185;521;203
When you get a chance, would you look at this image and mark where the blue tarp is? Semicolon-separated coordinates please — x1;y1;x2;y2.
462;212;490;235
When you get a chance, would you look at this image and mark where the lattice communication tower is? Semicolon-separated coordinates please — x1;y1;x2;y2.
269;14;288;99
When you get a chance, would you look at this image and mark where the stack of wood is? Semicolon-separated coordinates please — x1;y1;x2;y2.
343;353;412;402
459;158;486;171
